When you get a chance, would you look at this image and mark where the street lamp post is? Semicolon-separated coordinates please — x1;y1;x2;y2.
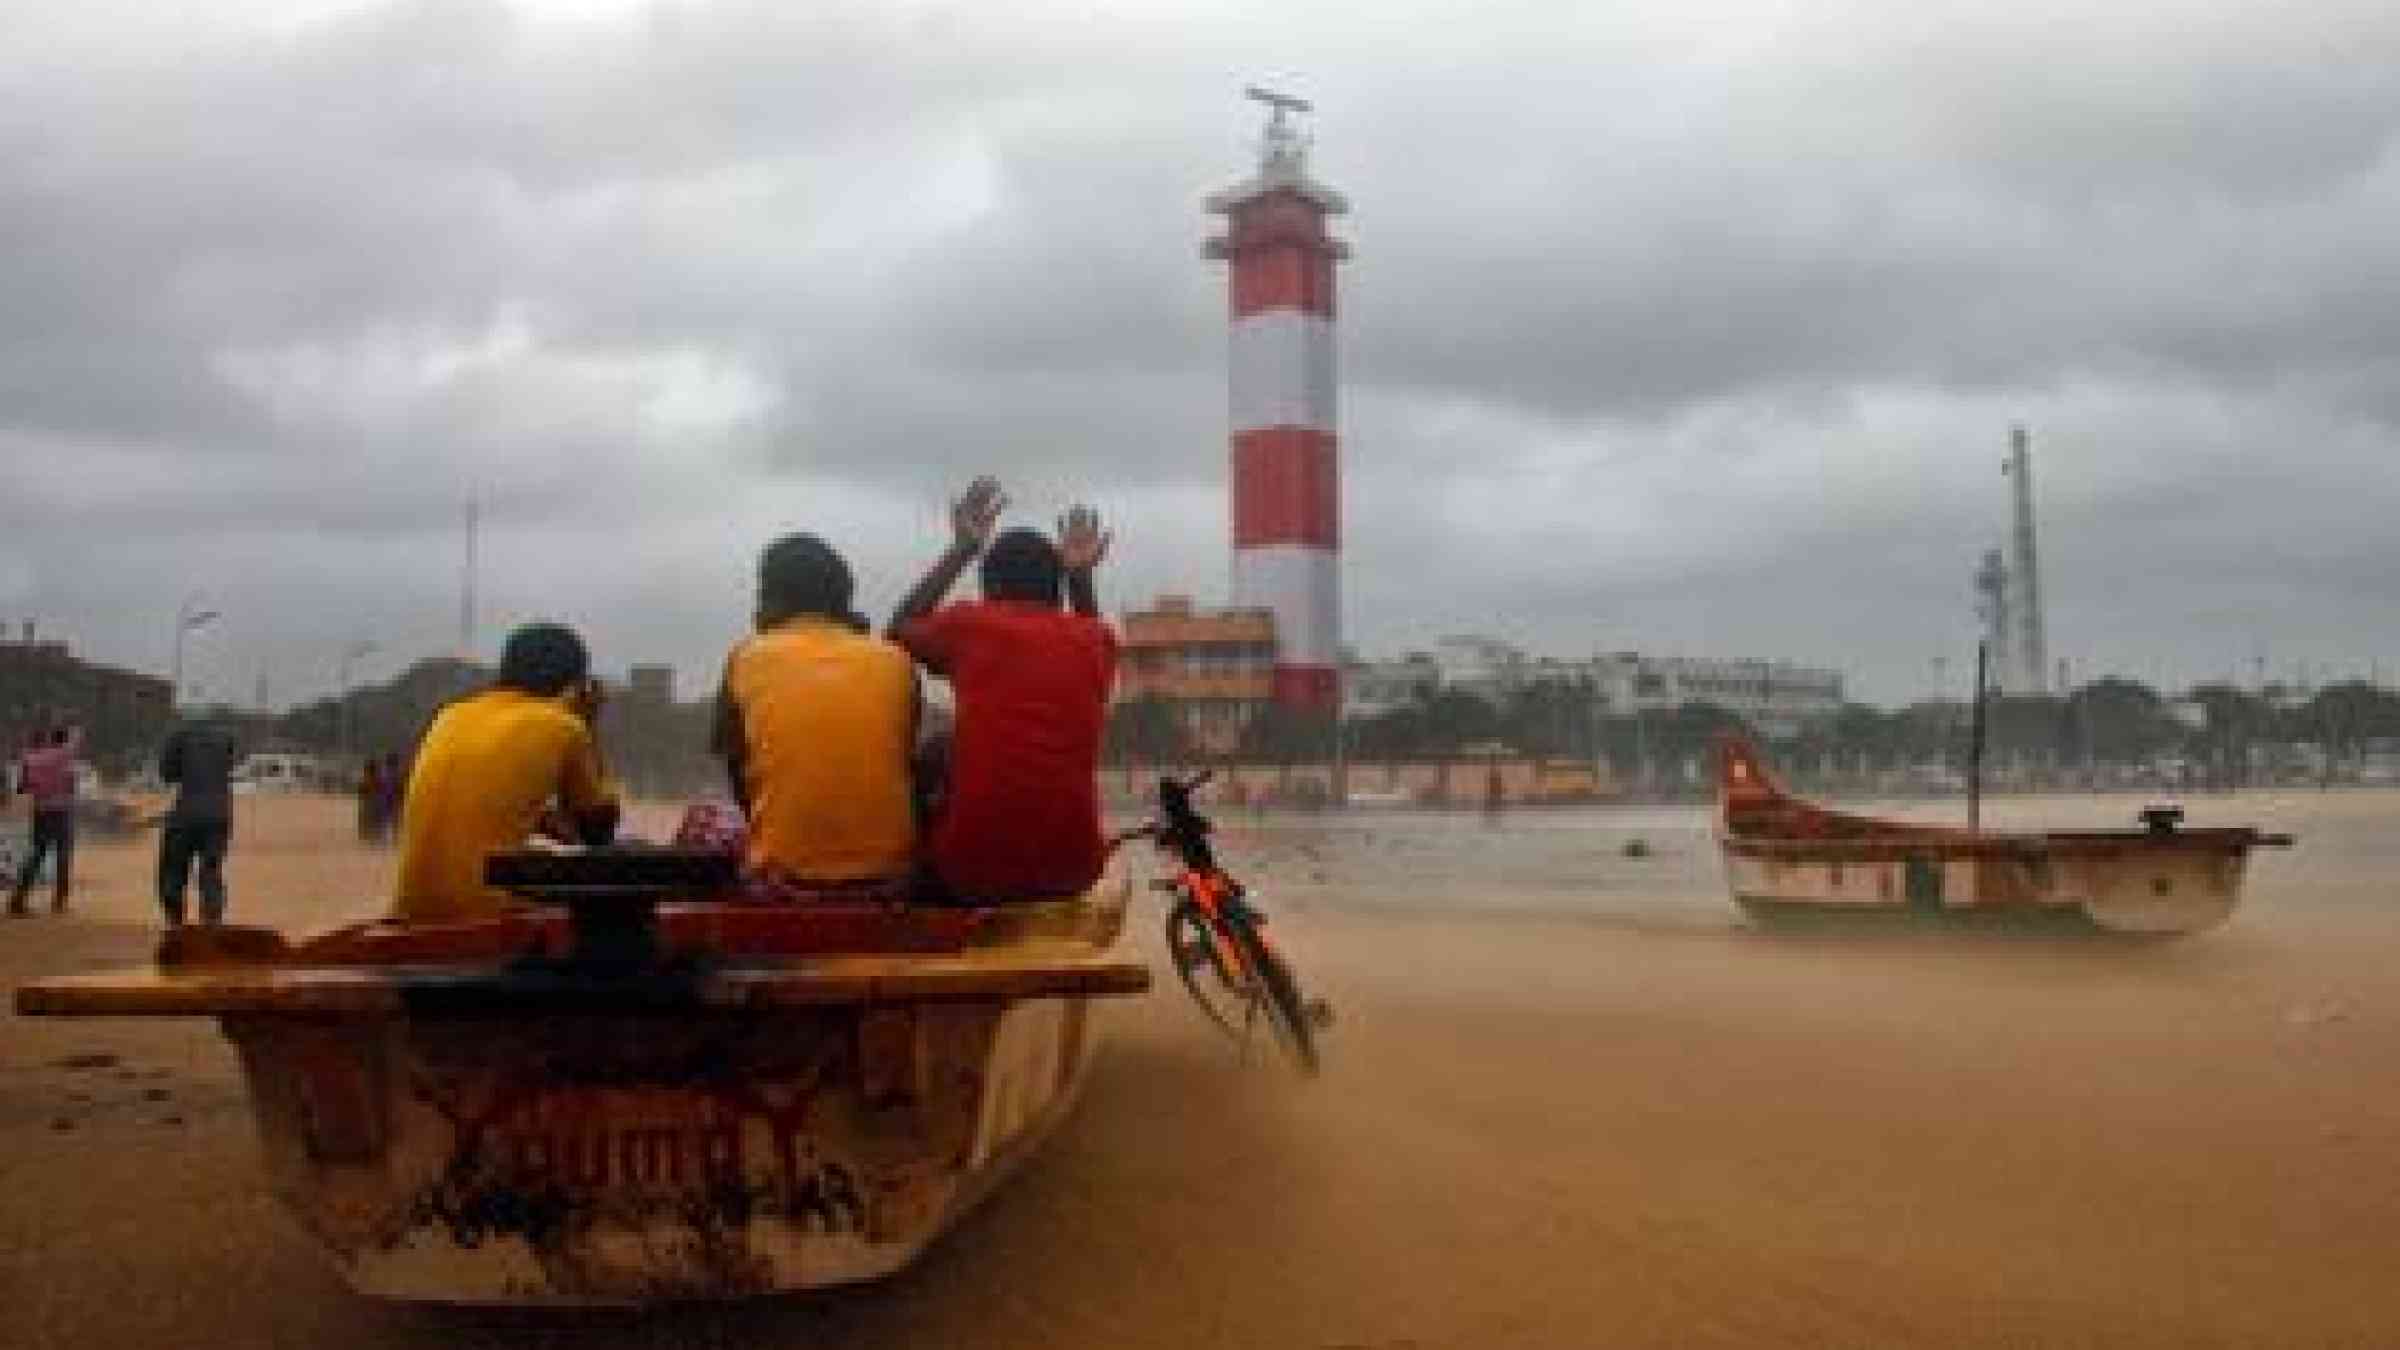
336;640;378;760
171;594;221;714
1329;670;1349;809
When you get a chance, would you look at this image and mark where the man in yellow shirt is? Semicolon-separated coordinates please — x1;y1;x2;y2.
392;623;621;924
711;533;919;884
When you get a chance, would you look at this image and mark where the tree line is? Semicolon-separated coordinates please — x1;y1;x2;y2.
1104;676;2400;787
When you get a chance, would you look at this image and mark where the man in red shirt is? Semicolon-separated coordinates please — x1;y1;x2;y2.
9;723;80;915
889;477;1117;900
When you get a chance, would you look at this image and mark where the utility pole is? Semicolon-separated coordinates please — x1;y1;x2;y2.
171;594;220;714
1633;706;1650;794
1968;640;1989;832
336;640;378;761
459;495;479;660
1329;669;1348;808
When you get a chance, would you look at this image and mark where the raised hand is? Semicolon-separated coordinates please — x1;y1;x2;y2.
1057;504;1112;572
951;476;1008;554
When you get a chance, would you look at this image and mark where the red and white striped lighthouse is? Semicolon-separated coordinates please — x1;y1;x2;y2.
1206;88;1348;712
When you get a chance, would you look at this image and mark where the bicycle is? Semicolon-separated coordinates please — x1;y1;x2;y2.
1110;770;1328;1075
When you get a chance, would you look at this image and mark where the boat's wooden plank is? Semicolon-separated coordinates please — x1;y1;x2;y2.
1722;830;2278;860
16;969;407;1017
703;959;1151;1006
16;952;1150;1018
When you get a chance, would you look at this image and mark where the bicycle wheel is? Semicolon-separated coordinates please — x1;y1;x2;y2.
1165;900;1249;1039
1223;912;1320;1076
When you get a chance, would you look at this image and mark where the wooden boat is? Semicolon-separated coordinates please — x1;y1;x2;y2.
1714;738;2291;935
13;848;1148;1305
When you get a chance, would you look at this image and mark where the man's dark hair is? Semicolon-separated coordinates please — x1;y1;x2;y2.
757;533;865;631
495;622;590;696
981;527;1063;606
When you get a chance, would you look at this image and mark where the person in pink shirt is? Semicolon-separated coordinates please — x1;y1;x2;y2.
9;723;80;915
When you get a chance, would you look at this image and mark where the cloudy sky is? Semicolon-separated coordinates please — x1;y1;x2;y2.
4;0;2397;708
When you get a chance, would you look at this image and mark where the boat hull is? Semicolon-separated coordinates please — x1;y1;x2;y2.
16;877;1151;1306
1712;737;2287;937
223;993;1103;1304
1722;841;2254;935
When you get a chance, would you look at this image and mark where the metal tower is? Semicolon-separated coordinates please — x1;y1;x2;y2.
1973;547;2012;695
1206;88;1348;711
2003;426;2048;694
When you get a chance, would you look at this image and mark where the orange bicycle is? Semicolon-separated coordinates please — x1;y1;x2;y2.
1112;771;1326;1074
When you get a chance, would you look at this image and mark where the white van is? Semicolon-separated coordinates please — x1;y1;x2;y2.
230;753;327;794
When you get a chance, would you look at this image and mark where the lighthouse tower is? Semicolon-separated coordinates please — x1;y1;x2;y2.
1206;88;1349;712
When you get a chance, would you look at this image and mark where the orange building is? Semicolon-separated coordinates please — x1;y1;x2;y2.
1115;595;1278;754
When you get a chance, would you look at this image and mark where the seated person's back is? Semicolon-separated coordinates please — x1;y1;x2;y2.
892;495;1117;899
393;624;619;924
714;533;918;884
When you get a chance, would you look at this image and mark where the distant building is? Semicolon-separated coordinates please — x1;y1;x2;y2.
1115;595;1277;754
627;664;675;706
1584;652;1844;740
600;662;713;798
1343;635;1844;742
1428;635;1531;704
0;629;174;774
1345;652;1439;719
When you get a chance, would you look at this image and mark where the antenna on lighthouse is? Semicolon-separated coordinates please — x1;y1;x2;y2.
1244;85;1313;176
1243;85;1312;117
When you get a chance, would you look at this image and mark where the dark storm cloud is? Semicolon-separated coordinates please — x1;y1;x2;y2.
3;0;2398;705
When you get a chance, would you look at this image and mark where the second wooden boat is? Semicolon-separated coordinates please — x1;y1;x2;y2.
1715;738;2291;935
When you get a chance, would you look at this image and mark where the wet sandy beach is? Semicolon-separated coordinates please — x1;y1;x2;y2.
3;792;2396;1347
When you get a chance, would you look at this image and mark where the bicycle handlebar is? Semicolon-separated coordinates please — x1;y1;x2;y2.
1104;821;1160;853
1106;769;1223;867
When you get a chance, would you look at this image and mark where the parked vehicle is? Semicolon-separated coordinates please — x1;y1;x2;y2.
229;752;331;794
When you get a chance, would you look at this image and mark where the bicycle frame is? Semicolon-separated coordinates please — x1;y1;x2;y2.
1169;864;1257;988
1112;771;1323;1073
1114;771;1269;989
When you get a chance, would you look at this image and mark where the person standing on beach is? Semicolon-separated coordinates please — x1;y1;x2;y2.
8;723;81;915
355;756;384;844
375;752;404;843
158;713;241;926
